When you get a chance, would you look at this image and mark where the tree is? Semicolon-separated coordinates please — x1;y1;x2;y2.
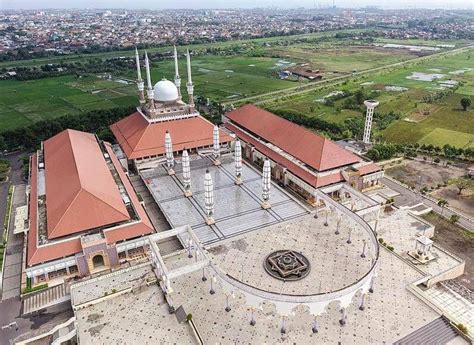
449;214;460;224
437;199;448;217
460;97;471;111
449;177;473;195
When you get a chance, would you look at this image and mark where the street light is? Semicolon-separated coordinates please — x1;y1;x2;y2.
210;275;216;295
225;291;235;312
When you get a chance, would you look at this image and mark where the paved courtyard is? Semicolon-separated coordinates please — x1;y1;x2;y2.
75;283;196;344
170;247;440;344
376;209;462;277
207;213;374;295
71;262;154;307
141;155;309;245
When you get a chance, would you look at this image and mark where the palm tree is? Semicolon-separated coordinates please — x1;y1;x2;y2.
437;199;448;217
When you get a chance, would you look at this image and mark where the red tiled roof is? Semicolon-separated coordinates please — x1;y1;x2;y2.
43;129;129;239
225;122;345;188
225;104;361;172
357;163;382;176
110;112;233;160
27;132;154;266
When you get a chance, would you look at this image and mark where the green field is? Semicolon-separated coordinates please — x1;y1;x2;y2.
0;75;138;130
267;45;419;73
266;48;474;148
418;128;474;148
0;33;471;150
0;55;297;130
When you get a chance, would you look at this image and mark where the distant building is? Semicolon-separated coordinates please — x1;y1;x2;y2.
284;66;323;80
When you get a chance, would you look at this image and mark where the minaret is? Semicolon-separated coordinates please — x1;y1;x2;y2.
145;51;155;109
363;100;379;144
261;159;271;209
135;48;145;104
182;148;192;197
186;49;195;111
174;45;182;101
204;169;215;225
165;130;175;175
213;125;220;165
234;140;242;185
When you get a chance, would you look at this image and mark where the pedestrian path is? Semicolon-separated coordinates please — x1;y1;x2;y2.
22;284;70;315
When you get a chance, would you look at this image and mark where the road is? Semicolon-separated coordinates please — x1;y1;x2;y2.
382;177;473;231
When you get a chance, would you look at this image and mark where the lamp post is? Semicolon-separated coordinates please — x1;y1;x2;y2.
361;239;367;258
250;308;256;326
347;228;352;244
225;292;235;312
209;275;216;295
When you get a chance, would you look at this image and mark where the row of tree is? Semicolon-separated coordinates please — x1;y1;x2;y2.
0;107;135;152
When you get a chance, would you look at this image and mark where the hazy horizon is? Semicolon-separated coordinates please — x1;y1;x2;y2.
1;0;473;10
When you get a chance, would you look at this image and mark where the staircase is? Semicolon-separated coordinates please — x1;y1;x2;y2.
394;316;459;345
22;284;71;315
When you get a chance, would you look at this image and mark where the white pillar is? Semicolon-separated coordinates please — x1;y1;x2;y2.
135;48;145;104
145;51;154;109
186;49;194;109
213;125;220;165
234;140;242;185
182;149;192;196
363;100;379;144
204;169;215;225
165;131;175;175
173;45;181;100
261;159;271;209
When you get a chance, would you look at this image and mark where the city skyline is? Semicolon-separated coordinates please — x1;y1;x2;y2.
1;0;473;10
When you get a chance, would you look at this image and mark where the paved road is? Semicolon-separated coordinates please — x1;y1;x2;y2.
382;177;473;231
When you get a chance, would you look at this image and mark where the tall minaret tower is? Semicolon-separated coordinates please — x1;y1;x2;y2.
144;51;155;109
173;46;182;101
363;100;379;144
135;48;145;104
186;49;195;111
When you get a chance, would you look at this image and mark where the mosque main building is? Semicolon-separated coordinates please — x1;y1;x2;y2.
16;46;466;345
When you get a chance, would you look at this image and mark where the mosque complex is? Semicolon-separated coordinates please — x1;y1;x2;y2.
13;47;471;344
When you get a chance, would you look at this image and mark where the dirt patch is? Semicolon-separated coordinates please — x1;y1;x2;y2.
431;186;474;218
423;213;474;290
385;159;466;190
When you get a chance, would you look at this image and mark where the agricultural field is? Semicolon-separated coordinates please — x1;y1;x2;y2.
266;44;421;74
0;55;297;130
267;48;474;148
0;75;138;130
0;34;470;142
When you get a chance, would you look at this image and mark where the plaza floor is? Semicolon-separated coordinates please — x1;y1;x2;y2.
141;155;309;246
376;208;462;277
170;246;440;344
75;283;196;344
207;213;375;295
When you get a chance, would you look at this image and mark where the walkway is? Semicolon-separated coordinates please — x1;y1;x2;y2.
382;177;473;231
22;284;70;315
1;184;26;301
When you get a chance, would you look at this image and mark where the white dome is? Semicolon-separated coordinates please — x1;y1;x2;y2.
153;79;179;102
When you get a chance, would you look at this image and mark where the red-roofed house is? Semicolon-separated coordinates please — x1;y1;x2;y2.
25;129;154;287
223;105;383;203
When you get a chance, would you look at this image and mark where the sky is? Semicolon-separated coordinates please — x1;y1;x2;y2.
1;0;473;10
